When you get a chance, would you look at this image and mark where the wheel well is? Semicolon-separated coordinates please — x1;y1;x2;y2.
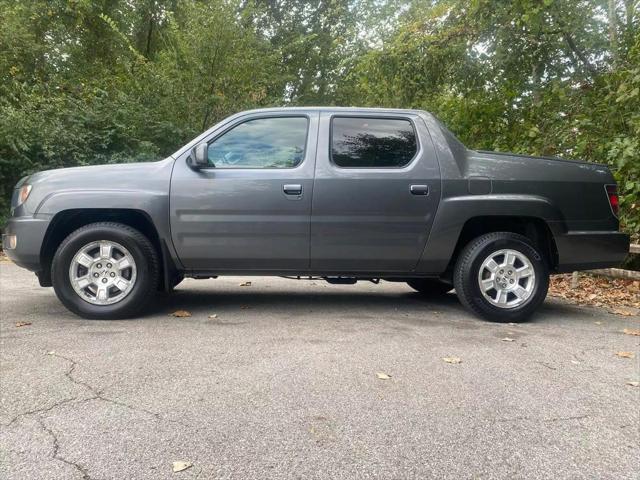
40;209;165;287
446;216;559;276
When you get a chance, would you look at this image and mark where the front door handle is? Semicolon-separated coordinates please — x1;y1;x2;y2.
410;184;429;196
283;184;303;196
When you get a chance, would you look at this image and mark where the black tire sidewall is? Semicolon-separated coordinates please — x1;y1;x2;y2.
52;224;157;319
458;235;549;322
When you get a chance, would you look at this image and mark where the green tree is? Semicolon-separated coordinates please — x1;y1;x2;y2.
348;0;639;237
0;0;283;221
0;0;637;238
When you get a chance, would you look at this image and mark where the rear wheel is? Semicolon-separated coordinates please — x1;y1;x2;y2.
453;232;549;322
52;222;159;319
407;278;454;296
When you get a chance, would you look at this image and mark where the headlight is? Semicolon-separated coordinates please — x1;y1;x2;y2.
17;184;32;206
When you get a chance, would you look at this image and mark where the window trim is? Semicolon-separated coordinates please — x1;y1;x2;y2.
329;115;420;169
201;114;311;170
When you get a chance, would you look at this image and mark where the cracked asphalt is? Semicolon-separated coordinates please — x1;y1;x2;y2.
1;261;639;480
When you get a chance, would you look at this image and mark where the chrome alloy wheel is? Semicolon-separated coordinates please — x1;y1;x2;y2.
68;241;137;305
477;249;536;309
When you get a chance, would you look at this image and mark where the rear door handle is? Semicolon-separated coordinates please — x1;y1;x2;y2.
283;184;303;196
410;184;429;196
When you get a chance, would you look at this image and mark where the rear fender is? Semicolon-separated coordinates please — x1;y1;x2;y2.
416;194;565;274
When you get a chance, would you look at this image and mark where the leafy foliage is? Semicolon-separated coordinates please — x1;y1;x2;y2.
0;0;284;220
348;0;639;237
0;0;638;238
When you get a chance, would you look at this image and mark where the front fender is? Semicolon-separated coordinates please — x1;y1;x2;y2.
36;189;181;272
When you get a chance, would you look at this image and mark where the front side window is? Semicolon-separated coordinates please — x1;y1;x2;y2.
331;117;417;168
207;117;308;168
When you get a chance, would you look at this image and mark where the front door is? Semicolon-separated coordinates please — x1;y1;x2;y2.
310;112;441;273
170;112;319;271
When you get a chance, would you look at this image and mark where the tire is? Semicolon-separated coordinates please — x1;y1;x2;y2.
407;278;454;296
51;222;160;319
453;232;549;323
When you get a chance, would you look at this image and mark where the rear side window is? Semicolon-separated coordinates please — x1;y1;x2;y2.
331;117;417;168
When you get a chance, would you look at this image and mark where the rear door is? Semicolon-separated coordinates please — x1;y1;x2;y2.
310;111;441;273
170;111;319;271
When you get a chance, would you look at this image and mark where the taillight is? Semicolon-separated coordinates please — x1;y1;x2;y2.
605;185;619;217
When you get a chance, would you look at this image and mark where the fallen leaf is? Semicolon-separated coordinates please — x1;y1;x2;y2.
537;361;557;370
623;328;640;336
47;351;55;355
208;314;218;319
239;281;252;287
611;307;635;316
615;351;636;359
170;310;191;318
172;461;192;473
443;356;462;364
549;274;640;312
571;360;581;365
501;337;514;342
15;322;31;327
626;381;639;387
376;372;391;380
594;321;603;325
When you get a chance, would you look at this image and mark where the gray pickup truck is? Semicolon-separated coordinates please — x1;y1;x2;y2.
3;107;629;322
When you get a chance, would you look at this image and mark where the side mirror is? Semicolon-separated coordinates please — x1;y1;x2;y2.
190;142;210;169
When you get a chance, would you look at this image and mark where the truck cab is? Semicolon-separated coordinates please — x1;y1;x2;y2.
170;108;440;274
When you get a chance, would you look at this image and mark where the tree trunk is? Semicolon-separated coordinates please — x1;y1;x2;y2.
532;64;542;104
623;0;636;49
145;16;154;58
608;0;618;63
562;32;598;76
531;34;543;104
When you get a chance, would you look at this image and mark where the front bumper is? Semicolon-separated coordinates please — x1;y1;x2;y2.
555;231;630;273
2;215;51;271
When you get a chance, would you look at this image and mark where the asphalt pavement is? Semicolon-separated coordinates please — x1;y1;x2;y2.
1;261;639;479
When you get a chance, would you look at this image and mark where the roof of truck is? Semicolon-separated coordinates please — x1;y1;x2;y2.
241;106;427;114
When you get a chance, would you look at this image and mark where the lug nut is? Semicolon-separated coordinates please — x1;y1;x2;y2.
110;272;116;277
508;270;513;275
499;269;504;274
101;278;108;284
93;272;99;278
96;263;102;269
107;263;112;268
510;279;514;284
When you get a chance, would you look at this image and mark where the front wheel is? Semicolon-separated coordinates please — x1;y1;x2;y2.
453;232;549;322
51;222;160;319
